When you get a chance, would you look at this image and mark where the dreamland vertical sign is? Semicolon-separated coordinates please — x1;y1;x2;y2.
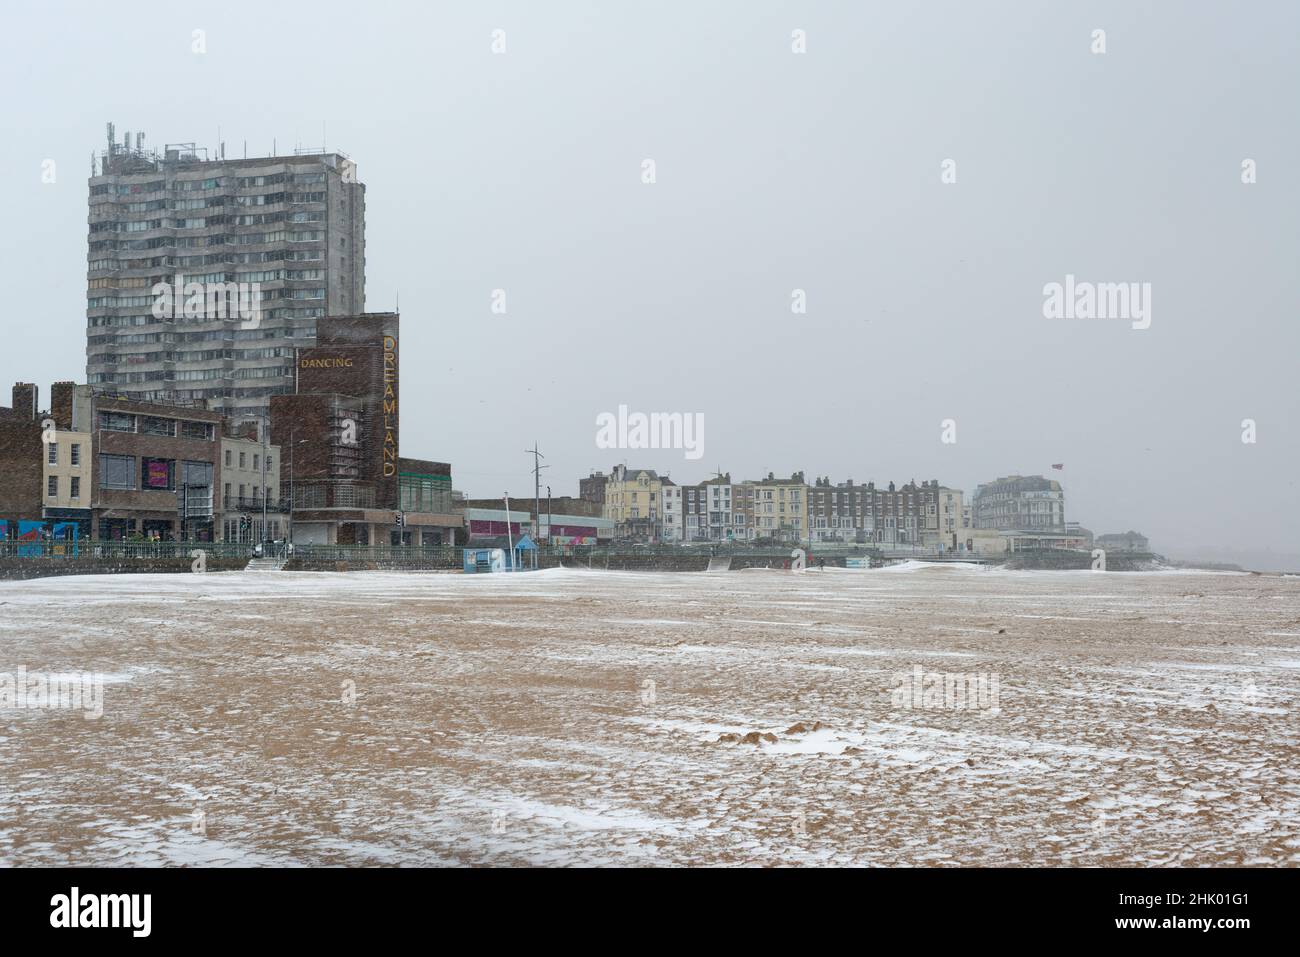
382;335;397;478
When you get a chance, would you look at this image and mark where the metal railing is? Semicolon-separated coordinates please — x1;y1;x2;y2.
0;540;980;565
0;540;256;560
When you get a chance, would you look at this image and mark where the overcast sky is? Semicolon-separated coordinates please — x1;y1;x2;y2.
2;1;1297;567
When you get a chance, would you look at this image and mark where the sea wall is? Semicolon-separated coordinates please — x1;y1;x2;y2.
1002;550;1163;571
0;557;248;580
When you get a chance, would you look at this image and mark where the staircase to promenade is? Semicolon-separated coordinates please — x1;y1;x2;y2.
245;557;288;572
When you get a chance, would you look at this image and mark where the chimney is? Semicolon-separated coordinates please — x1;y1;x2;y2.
11;383;37;420
50;381;76;430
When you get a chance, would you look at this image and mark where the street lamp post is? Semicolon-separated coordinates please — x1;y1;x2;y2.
260;414;269;550
286;432;309;547
288;427;295;545
503;493;514;572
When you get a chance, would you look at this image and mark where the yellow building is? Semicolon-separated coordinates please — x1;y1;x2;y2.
602;465;663;541
42;429;93;519
742;471;808;544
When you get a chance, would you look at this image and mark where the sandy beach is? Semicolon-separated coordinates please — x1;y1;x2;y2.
1;564;1297;866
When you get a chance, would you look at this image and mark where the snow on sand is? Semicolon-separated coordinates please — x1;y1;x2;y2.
1;565;1297;866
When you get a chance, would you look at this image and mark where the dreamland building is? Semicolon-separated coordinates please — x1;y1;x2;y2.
269;313;458;546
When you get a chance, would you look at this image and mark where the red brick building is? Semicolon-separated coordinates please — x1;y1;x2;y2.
0;383;44;533
807;477;944;546
270;313;458;545
2;382;223;541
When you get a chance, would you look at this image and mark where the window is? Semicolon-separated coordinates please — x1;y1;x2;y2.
99;411;136;433
47;475;58;497
140;415;175;437
142;457;175;490
180;460;212;487
70;477;80;499
181;420;214;440
100;454;136;490
253;454;259;471
70;443;81;466
47;443;57;465
239;452;246;468
225;449;232;467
